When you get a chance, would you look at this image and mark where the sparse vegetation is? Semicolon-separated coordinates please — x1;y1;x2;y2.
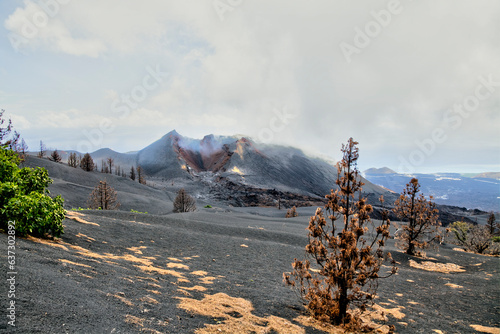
173;188;196;213
283;138;396;328
130;209;148;214
88;180;120;210
80;153;95;172
285;206;298;218
0;146;65;238
393;178;441;256
204;204;212;208
450;221;499;255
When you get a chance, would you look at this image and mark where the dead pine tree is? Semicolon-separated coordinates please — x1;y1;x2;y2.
284;138;396;329
19;138;28;161
67;152;79;168
130;166;136;181
393;178;441;256
38;140;46;158
107;157;114;174
137;166;146;184
88;180;120;210
49;149;62;163
173;188;196;213
486;213;498;236
80;153;95;172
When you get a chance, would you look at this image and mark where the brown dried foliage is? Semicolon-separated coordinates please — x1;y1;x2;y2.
393;178;441;256
284;138;396;327
88;180;120;210
286;206;298;218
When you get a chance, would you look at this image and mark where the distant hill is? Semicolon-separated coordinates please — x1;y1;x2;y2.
364;169;499;212
472;172;500;180
364;167;397;175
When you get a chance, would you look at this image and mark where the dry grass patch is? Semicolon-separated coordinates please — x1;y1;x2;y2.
191;270;209;276
409;260;465;273
178;285;207;292
445;283;463;289
199;276;217;285
59;259;91;268
137;265;187;280
66;211;99;226
140;296;159;304
126;246;147;254
167;262;190;270
177;292;304;334
75;233;95;242
168;257;183;262
125;314;145;327
108;293;133;306
470;324;500;334
147;290;161;295
27;236;69;250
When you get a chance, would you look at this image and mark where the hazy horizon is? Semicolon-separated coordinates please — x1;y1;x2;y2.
2;1;499;174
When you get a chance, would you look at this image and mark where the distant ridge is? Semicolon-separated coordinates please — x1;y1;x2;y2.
472;172;500;180
364;167;397;175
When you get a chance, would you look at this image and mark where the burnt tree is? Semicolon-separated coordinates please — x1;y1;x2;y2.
393;178;441;256
173;188;196;213
284;138;396;328
80;153;95;172
88;180;120;210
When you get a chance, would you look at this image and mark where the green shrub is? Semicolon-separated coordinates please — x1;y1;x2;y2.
131;209;148;214
0;146;65;238
204;205;212;208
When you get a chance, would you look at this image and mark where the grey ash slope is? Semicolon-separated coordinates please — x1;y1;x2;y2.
21;156;175;214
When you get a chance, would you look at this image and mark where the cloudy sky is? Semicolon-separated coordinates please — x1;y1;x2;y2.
1;0;499;173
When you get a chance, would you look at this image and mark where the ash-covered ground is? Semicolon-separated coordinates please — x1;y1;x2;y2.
2;156;496;333
0;208;498;333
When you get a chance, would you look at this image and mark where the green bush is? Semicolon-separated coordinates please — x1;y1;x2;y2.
204;205;212;208
131;209;148;214
0;146;65;238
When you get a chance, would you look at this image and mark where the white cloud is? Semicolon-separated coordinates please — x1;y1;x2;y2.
2;0;499;171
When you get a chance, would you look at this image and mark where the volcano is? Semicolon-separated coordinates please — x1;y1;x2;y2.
131;131;389;199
